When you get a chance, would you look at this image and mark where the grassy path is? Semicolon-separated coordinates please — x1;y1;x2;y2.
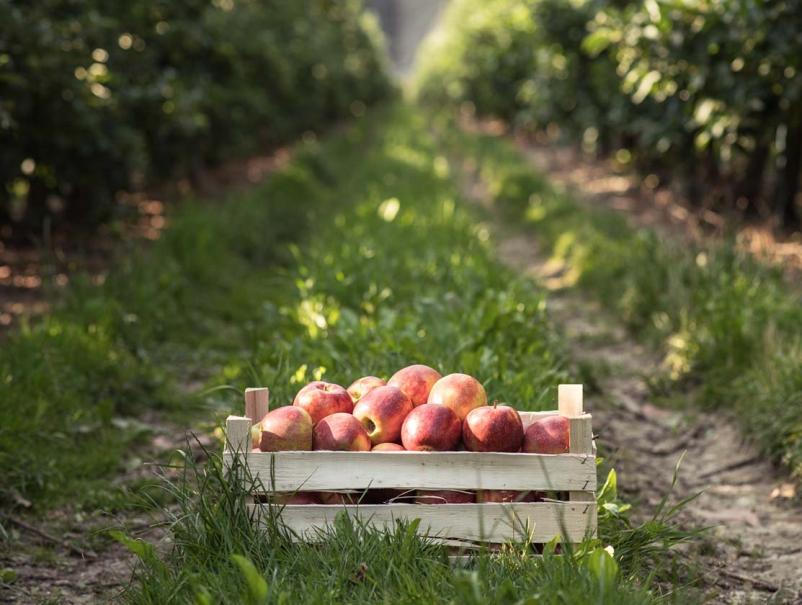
458;174;802;601
1;103;734;603
437;115;802;477
119;104;682;605
445;125;802;602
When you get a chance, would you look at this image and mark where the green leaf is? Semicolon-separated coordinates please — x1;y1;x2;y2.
597;468;618;505
193;586;213;605
602;501;631;516
586;547;619;592
108;530;157;563
582;30;613;57
406;517;422;540
0;568;17;584
231;554;268;605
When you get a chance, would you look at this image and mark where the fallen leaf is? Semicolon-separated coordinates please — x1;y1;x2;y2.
770;483;795;501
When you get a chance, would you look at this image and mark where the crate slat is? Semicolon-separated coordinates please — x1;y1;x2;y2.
249;502;596;545
225;450;596;492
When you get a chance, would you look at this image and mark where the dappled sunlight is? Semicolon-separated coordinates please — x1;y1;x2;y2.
663;332;695;381
384;140;432;171
295;296;340;339
290;364;327;386
377;197;401;221
525;196;548;222
771;483;796;501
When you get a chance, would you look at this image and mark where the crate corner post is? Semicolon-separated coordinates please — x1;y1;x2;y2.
225;415;253;457
244;387;270;422
558;384;597;539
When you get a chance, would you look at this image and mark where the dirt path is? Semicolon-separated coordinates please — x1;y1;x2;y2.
453;161;802;601
0;416;216;603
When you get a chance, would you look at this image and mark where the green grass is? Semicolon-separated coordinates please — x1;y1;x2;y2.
114;105;697;603
436;118;802;480
1;103;700;601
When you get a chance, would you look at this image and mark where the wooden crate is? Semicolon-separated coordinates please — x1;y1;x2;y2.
224;384;596;548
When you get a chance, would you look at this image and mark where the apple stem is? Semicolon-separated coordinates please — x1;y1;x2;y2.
492;400;499;409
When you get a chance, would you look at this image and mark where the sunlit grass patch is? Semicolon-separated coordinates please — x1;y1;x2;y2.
113;104;699;603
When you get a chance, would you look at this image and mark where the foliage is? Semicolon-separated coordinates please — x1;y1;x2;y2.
0;0;391;230
439;121;802;482
416;0;802;226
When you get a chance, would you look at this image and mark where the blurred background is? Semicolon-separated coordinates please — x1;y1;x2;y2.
2;0;801;240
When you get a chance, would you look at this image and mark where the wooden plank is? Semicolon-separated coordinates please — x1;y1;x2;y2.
557;384;583;418
568;415;593;455
244;388;270;422
225;415;252;453
226;450;596;492
557;384;595;515
567;414;595;528
249;502;596;544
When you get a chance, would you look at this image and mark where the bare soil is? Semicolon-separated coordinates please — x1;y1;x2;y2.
0;421;217;604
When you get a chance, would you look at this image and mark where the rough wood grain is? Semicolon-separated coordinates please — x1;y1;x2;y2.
225;415;252;455
249;502;596;544
225;450;596;492
244;388;270;423
568;414;596;522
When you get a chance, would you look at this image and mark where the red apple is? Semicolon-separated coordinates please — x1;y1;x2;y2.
388;364;442;406
347;376;386;403
522;416;569;454
400;404;461;451
293;381;353;424
427;373;487;420
462;404;523;453
477;490;538;503
372;442;406;452
313;413;372;451
353;385;413;445
251;424;262;449
257;406;313;452
415;490;475;504
319;492;359;505
270;492;322;505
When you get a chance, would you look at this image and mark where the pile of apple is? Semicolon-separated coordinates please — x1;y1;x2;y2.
252;364;570;505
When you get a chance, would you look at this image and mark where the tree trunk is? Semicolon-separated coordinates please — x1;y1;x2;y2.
738;139;769;217
775;108;802;229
